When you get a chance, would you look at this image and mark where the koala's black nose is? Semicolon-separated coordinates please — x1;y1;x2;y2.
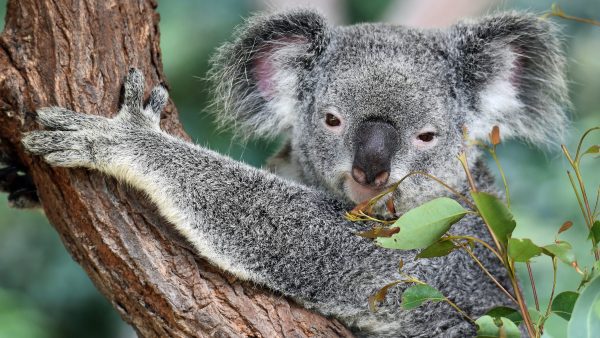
352;120;398;188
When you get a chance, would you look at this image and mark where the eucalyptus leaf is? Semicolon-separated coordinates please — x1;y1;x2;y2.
552;291;579;321
484;306;523;326
401;284;444;310
558;221;574;234
416;239;457;258
543;241;577;266
368;280;402;312
582;144;599;156
377;198;467;250
568;275;600;338
475;315;498;338
508;238;542;262
498;317;521;338
475;315;521;338
471;192;516;248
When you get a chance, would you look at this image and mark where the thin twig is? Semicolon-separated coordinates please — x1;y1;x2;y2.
445;235;503;262
574;127;600;161
545;5;600;27
545;258;558;317
527;262;540;311
508;259;537;338
458;243;517;304
566;171;590;226
490;149;511;209
563;144;599;261
592;187;600;220
444;297;475;323
457;153;478;193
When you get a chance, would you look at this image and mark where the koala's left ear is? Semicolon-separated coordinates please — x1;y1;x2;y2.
449;13;569;145
209;9;329;139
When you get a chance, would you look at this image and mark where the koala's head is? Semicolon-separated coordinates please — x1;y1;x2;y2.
210;10;568;211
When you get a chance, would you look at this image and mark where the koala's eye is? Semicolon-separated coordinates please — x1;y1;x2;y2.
413;128;438;149
325;113;341;127
417;132;435;142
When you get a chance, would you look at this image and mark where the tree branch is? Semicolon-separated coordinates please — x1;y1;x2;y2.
0;1;353;336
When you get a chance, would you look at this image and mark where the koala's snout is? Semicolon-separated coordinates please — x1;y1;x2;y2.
351;120;398;188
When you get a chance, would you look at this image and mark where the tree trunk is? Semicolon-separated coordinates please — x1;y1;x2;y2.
0;1;353;337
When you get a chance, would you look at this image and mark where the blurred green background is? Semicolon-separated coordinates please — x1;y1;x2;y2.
0;1;598;337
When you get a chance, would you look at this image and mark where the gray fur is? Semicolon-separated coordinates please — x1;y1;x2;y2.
22;9;568;337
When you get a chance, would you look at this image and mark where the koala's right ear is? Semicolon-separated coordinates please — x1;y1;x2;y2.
209;10;329;139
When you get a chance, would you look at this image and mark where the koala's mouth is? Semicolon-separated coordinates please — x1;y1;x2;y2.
343;175;388;205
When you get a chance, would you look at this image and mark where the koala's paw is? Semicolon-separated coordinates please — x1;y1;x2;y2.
0;161;40;208
22;68;168;169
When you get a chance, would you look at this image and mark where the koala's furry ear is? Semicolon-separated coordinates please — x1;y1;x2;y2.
209;9;329;139
449;13;570;146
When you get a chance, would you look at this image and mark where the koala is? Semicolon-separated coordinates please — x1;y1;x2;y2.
20;9;567;338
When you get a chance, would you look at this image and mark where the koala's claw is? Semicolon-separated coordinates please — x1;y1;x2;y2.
122;68;168;127
0;164;40;208
22;68;169;169
36;107;104;131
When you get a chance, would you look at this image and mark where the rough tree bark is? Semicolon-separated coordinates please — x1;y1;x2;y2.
0;1;353;337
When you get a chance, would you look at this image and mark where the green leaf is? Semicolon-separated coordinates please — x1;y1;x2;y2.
568;275;600;338
475;315;521;338
471;192;516;248
552;291;579;321
476;315;498;337
376;198;467;250
508;238;542;262
416;239;457;258
401;284;444;310
498;317;521;338
543;241;577;266
588;221;600;245
582;144;599;156
484;306;523;326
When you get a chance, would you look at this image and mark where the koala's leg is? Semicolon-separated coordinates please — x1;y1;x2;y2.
0;151;40;208
22;69;506;337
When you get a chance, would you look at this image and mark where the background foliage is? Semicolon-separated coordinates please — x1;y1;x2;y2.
0;1;598;337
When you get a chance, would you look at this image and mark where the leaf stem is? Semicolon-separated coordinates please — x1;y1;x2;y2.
544;258;558;318
490;148;511;209
527;262;540;311
443;297;475;323
592;186;600;220
445;235;503;262
566;171;590;226
563;144;600;261
458;243;517;304
508;259;537;338
574;126;600;162
545;5;600;27
457;153;478;192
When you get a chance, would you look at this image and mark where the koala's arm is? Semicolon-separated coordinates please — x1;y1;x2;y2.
23;70;504;337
